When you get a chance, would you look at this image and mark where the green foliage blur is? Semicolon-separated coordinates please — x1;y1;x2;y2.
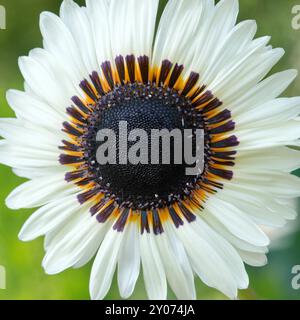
0;0;300;300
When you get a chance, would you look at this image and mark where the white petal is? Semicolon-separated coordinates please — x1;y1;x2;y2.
230;170;300;198
60;0;99;73
109;0;159;58
271;199;298;220
203;212;269;254
18;195;80;241
6;89;65;130
0;118;63;149
230;70;298;114
156;224;195;300
191;0;239;78
238;250;268;267
18;55;73;113
43;214;104;274
190;217;249;289
117;222;140;299
40;11;88;81
12;166;67;180
219;184;297;222
86;0;112;65
205;198;270;247
73;220;113;269
236;147;300;173
140;232;167;300
6;173;78;209
0;140;60;169
236;97;300;128
199;19;257;84
90;229;124;300
175;221;238;299
153;0;208;68
236;120;300;150
215;191;287;228
210;47;284;103
28;47;83;103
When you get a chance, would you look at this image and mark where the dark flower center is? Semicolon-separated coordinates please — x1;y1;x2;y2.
82;83;205;210
61;59;237;229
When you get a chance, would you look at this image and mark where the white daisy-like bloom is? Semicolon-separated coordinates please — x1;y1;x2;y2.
1;0;300;300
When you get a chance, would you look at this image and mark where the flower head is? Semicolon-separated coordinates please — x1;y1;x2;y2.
1;0;300;300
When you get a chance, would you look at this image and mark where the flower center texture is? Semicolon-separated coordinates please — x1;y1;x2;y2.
81;83;205;210
59;56;238;231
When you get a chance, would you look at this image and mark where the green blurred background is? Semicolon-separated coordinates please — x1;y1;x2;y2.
0;0;300;300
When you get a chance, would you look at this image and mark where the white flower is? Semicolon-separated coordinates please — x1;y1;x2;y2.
1;0;300;300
